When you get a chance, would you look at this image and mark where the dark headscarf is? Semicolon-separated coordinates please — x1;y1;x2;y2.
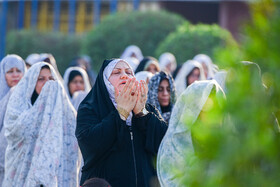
147;71;176;124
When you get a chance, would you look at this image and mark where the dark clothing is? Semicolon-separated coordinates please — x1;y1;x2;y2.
76;59;168;187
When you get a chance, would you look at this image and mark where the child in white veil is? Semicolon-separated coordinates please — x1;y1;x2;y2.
3;62;80;187
157;80;226;187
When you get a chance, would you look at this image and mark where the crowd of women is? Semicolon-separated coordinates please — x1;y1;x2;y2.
0;45;226;187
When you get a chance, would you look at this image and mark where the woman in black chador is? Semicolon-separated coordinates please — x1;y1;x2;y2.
76;59;168;187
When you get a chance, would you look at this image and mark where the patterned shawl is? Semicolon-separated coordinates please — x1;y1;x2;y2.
147;71;176;124
3;62;80;187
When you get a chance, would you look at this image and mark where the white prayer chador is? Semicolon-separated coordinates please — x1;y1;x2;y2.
3;62;80;187
120;45;144;61
157;80;225;187
63;66;91;100
174;60;206;97
159;52;177;73
0;54;26;186
135;71;154;83
193;54;218;79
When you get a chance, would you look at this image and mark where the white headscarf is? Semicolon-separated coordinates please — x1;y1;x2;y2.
0;54;26;99
63;66;91;100
120;45;144;61
157;80;225;187
135;71;154;83
159;52;177;73
3;62;80;187
103;59;135;126
213;70;227;92
123;56;140;71
40;53;64;83
193;54;218;79
25;53;41;66
174;60;206;97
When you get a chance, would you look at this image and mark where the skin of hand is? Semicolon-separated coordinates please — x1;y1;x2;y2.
114;77;139;113
133;80;148;114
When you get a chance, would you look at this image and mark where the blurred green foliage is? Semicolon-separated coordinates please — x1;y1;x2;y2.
6;30;82;74
175;0;280;186
155;23;237;64
82;11;186;70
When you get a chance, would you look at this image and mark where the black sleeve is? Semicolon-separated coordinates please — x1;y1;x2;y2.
133;104;168;155
76;106;126;161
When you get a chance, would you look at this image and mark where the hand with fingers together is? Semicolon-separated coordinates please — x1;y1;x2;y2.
114;78;139;120
133;80;148;115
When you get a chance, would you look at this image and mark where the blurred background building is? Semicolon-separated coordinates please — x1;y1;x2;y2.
0;0;250;58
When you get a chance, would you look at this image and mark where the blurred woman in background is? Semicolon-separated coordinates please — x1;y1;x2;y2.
175;60;205;96
63;67;91;110
135;56;160;74
147;71;176;124
0;54;26;186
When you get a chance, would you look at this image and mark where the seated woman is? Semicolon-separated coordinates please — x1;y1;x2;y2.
0;54;26;185
175;60;206;96
147;71;177;124
63;67;91;110
3;62;80;186
135;56;160;74
157;80;226;187
76;59;168;187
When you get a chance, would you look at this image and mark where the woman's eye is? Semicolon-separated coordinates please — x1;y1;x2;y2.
126;71;132;75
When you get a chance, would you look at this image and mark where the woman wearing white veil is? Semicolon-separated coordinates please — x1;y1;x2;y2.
120;45;144;61
3;62;80;187
159;52;177;74
0;54;26;186
193;54;218;80
174;60;206;97
63;67;91;110
157;80;225;187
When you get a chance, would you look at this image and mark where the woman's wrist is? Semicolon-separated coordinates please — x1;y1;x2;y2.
135;107;149;118
117;106;129;120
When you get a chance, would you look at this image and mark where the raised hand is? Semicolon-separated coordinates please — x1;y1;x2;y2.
115;78;139;119
133;80;148;115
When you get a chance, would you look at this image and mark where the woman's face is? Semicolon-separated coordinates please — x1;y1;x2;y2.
146;64;158;74
5;67;24;87
35;68;54;94
187;68;200;86
158;79;170;107
69;75;85;96
109;61;134;92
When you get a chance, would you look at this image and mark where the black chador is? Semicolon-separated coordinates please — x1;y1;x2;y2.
76;59;168;187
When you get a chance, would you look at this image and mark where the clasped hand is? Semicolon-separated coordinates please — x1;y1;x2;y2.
114;78;148;116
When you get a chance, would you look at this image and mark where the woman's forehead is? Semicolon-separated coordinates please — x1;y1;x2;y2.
114;61;130;69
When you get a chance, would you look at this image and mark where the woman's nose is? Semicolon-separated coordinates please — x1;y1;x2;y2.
120;73;128;79
12;72;19;77
163;89;169;95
